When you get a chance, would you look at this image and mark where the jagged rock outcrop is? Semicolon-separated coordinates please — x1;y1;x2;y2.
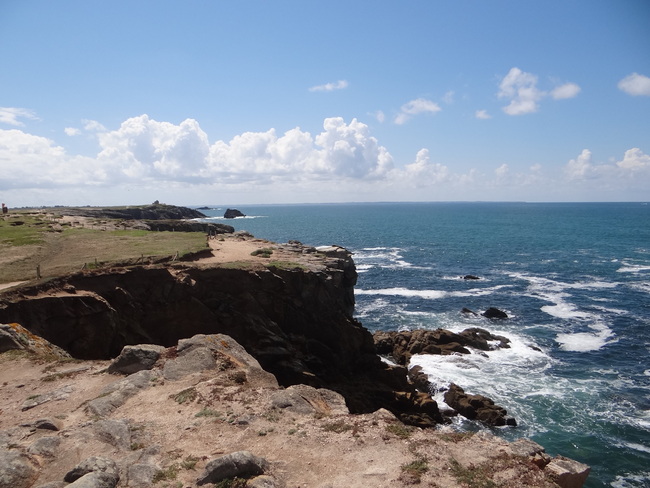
443;383;517;427
482;307;509;319
141;220;233;234
53;204;206;221
373;327;511;365
0;249;441;426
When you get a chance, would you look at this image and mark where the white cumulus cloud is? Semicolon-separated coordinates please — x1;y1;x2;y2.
498;68;544;115
616;148;650;170
618;73;650;96
551;82;581;100
308;80;349;92
498;68;580;115
64;127;81;136
394;98;442;125
0;107;38;127
475;109;491;119
564;149;594;180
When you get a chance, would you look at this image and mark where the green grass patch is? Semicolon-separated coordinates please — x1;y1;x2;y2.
251;247;274;258
385;422;414;439
195;408;221;418
266;261;309;271
153;464;179;483
0;215;48;246
172;387;197;404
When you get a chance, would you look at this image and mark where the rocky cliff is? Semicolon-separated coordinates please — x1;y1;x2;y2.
0;247;440;426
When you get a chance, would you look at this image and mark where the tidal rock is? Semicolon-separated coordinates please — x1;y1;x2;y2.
463;275;480;280
107;344;165;375
374;327;512;365
197;451;268;485
443;383;516;427
482;307;508;319
224;208;246;218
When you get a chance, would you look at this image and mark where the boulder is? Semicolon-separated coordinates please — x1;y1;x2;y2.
463;275;480;280
197;451;268;485
224;208;246;218
0;448;39;488
443;383;516;427
107;344;165;375
127;464;159;488
66;472;120;488
482;307;508;319
545;456;591;488
64;456;119;483
27;436;61;458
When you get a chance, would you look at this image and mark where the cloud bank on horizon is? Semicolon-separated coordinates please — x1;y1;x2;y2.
2;72;649;206
0;1;648;206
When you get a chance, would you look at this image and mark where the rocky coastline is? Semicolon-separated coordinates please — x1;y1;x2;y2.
0;210;591;487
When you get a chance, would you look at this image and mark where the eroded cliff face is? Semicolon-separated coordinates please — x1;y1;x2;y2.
0;252;441;425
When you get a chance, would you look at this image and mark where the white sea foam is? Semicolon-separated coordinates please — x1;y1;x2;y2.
611;472;650;488
617;262;650;273
355;284;512;300
411;330;553;416
555;329;616;352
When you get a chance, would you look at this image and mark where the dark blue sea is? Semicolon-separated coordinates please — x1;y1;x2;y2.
197;202;650;488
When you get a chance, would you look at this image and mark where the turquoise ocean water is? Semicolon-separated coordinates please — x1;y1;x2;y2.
198;202;650;488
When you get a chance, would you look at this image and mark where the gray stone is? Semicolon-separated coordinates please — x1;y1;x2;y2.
64;456;119;483
197;451;268;485
247;475;279;488
21;385;74;411
95;419;131;449
66;472;119;488
126;463;159;488
33;418;64;431
545;456;591;488
0;324;24;352
0;448;38;488
107;344;165;375
172;334;278;387
163;346;216;380
34;482;67;488
86;370;158;417
28;436;61;458
271;385;348;416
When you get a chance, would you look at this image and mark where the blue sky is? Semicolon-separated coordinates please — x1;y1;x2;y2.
1;0;649;206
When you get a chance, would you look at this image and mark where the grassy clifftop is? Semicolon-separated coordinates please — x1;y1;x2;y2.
0;209;208;283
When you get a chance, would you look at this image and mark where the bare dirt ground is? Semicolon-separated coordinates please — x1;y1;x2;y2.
0;350;559;488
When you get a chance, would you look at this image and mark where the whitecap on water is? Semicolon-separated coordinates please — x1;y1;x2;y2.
355;284;512;300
